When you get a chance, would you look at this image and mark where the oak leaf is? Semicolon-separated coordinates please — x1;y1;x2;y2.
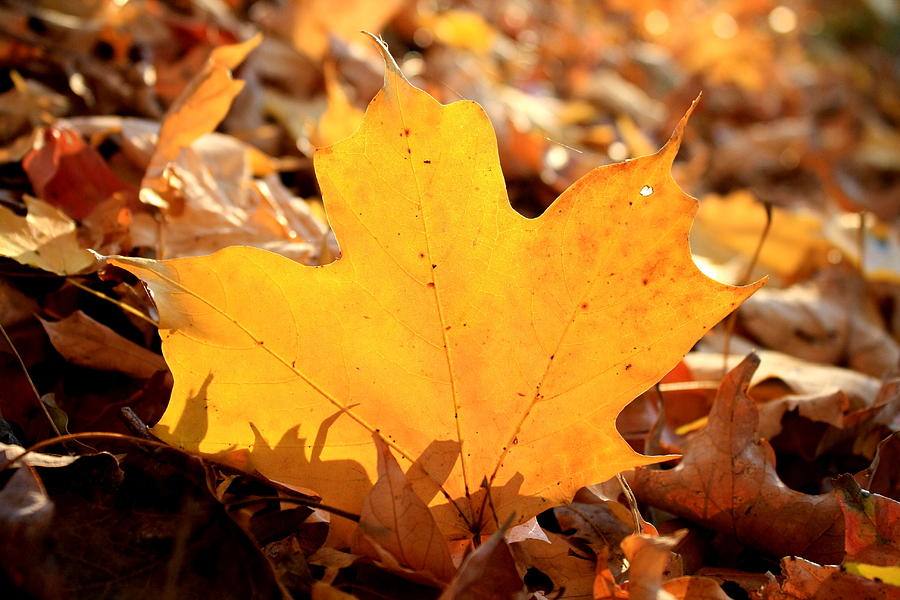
630;354;845;564
111;40;758;541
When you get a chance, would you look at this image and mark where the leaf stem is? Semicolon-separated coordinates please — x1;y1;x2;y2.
67;277;159;327
721;201;772;376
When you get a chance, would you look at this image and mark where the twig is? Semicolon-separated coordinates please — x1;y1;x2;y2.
721;201;772;376
225;496;360;522
67;277;159;327
616;473;644;534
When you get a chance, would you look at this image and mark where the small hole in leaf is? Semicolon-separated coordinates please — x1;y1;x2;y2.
640;185;654;196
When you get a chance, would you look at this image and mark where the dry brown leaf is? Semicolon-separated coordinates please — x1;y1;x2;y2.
0;466;58;598
755;557;900;600
630;354;845;564
739;266;899;377
859;433;900;501
439;527;526;600
620;533;681;600
351;434;455;583
834;475;900;568
40;310;167;379
512;532;596;599
685;350;882;439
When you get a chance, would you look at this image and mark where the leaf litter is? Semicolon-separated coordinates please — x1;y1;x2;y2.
0;2;898;599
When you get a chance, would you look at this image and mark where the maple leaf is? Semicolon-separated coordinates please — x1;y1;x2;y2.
110;39;758;541
630;353;845;564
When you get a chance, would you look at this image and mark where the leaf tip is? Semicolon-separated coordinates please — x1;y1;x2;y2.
660;94;702;163
362;31;410;92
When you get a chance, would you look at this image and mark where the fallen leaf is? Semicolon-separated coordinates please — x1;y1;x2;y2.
691;190;825;284
661;577;731;600
594;533;730;600
756;556;900;600
22;127;137;221
0;196;95;275
512;532;596;599
684;350;882;439
843;563;900;587
630;354;845;564
419;10;498;54
39;311;167;379
287;0;406;59
439;526;526;600
834;475;900;567
620;533;681;600
0;443;284;599
352;434;455;583
111;39;758;541
858;433;900;501
739;266;899;378
142;35;261;210
0;466;59;598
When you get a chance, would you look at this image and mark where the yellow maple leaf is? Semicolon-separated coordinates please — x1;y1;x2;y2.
111;39;760;542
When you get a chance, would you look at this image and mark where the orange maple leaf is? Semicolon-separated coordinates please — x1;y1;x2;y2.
111;38;759;542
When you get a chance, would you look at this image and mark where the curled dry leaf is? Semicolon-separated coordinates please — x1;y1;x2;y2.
858;433;900;501
111;38;759;543
630;354;845;564
620;533;681;600
594;533;729;600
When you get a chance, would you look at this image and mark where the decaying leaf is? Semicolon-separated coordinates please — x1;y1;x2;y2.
630;354;845;564
0;196;95;275
111;39;759;541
